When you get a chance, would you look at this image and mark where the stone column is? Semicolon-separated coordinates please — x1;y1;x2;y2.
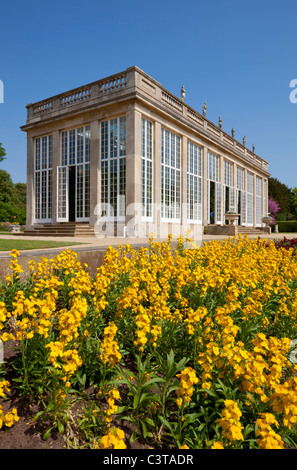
89;120;100;227
243;168;247;225
51;130;60;224
233;162;237;215
202;146;208;226
26;136;34;230
125;106;142;237
219;155;224;225
253;173;257;227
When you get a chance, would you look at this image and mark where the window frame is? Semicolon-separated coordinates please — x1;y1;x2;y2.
161;128;181;223
34;134;53;223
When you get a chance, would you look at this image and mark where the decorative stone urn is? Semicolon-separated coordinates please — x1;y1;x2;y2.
262;216;273;227
224;213;239;225
8;224;21;233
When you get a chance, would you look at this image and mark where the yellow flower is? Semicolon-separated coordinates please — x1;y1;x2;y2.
176;367;198;407
2;408;19;428
216;400;244;443
211;441;224;449
95;427;126;449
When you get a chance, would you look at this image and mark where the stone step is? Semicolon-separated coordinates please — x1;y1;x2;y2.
16;223;95;237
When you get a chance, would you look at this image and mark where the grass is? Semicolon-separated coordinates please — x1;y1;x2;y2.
0;239;86;251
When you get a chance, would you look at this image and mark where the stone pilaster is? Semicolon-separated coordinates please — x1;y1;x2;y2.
202;146;208;226
26;137;34;230
125;106;142;237
253;173;257;227
51;130;60;224
89;120;100;226
219;155;224;225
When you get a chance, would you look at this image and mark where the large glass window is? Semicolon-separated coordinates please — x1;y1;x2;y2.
256;176;262;226
59;126;90;221
141;118;153;220
187;141;202;223
207;151;219;182
263;179;267;218
207;152;221;224
247;171;254;226
34;135;52;222
236;166;246;225
224;159;235;215
161;129;180;221
61;126;90;166
100;117;126;219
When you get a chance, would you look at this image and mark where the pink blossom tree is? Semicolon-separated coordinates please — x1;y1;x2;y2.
268;196;281;224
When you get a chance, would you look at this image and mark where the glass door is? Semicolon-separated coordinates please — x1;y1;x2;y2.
57;166;68;222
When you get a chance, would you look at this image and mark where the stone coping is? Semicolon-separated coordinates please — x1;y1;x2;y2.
0;232;295;258
0;232;295;281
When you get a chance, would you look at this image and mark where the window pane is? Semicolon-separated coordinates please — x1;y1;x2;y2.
100;117;126;219
85;126;90;163
77;128;84;164
69;129;76;165
34;135;52;221
161;128;180;220
35;138;40;171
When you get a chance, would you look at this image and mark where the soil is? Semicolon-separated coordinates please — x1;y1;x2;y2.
0;341;149;450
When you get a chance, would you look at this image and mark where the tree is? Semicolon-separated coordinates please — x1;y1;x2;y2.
268;196;280;224
0;170;16;204
0;170;26;225
268;177;294;220
291;188;297;218
0;143;6;162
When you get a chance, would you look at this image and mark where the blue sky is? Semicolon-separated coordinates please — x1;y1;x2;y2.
1;0;297;188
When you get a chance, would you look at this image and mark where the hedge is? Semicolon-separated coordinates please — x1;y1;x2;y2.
277;221;297;232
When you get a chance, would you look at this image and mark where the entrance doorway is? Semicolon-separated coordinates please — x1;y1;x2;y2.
209;181;215;224
238;190;242;225
68;166;76;222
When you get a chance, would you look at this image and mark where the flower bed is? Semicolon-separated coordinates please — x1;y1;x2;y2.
1;235;297;449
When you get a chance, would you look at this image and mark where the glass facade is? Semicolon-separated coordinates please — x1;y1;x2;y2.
224;159;235;215
161;128;180;221
58;126;90;221
256;176;262;226
187;141;202;223
246;171;254;226
34;135;52;222
100;117;126;219
207;152;222;224
32;114;266;231
141;118;153;219
236;166;246;225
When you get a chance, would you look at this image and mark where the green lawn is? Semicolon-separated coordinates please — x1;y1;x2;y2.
0;239;85;252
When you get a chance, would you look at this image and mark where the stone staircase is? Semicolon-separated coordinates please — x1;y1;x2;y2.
16;222;95;238
237;226;265;237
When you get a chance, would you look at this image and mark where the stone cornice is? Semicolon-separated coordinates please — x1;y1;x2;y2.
21;66;269;177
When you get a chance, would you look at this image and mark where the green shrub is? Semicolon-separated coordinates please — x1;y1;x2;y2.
277;221;297;232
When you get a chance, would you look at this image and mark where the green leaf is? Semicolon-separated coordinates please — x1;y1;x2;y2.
198;388;217;398
42;427;53;441
142;377;165;389
141;419;148;438
45;401;56;412
158;415;174;435
133;394;140;409
130;431;138;443
183;413;201;426
77;373;87;387
145;417;155;427
57;420;64;434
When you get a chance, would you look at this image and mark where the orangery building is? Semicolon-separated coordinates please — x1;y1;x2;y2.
21;66;270;238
